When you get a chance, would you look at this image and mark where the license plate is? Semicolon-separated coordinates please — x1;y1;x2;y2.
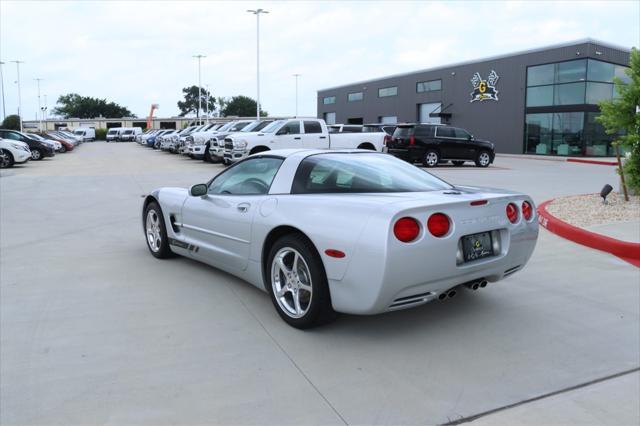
462;232;494;262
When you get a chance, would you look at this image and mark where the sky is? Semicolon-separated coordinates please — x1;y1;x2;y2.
0;0;638;121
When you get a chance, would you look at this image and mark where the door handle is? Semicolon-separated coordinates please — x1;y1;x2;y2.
294;137;301;140
237;203;250;213
319;136;326;139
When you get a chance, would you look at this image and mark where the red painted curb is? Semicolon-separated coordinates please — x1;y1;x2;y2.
566;159;617;166
538;199;640;267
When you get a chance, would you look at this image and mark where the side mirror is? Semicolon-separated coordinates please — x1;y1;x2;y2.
190;183;208;197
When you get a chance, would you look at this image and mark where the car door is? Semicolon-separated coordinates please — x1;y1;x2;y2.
453;128;476;159
302;120;326;148
274;120;303;149
434;126;463;159
179;156;284;272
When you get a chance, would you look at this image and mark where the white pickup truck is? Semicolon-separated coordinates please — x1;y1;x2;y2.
222;118;385;164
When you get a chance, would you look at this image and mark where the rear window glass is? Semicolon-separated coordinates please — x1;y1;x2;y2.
436;127;455;138
304;121;323;134
392;126;414;138
292;153;451;194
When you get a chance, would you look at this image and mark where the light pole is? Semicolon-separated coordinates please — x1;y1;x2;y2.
247;8;268;120
193;55;205;124
205;84;210;123
34;78;43;131
42;94;48;129
0;61;6;121
292;73;301;117
11;60;24;131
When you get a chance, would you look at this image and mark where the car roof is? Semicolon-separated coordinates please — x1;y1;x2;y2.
261;148;377;159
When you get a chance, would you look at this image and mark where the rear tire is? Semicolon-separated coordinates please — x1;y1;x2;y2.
1;149;14;168
143;202;174;259
475;150;491;168
203;144;212;162
422;150;439;168
452;160;464;167
59;145;67;153
266;233;336;329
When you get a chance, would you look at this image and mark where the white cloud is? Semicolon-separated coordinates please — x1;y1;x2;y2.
0;0;637;120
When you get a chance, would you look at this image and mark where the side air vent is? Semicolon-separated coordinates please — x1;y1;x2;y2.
389;292;437;310
503;265;521;277
169;215;180;233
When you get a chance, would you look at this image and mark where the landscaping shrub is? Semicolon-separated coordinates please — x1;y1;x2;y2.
95;128;108;140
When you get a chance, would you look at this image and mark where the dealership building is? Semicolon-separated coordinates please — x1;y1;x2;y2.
317;39;631;157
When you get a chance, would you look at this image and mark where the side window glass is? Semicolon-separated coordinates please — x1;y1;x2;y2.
437;127;455;138
304;121;323;134
454;128;470;139
208;157;284;195
283;121;300;135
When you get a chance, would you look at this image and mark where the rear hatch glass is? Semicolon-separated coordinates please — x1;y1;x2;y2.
390;126;414;147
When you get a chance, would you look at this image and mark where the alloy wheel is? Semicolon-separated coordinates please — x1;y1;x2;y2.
479;152;490;167
425;152;438;167
271;247;313;318
31;149;41;160
146;209;162;253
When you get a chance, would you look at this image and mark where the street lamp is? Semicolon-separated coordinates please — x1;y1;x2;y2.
11;60;24;131
193;54;206;123
0;61;6;121
34;78;44;131
247;8;268;120
292;73;301;117
205;83;210;123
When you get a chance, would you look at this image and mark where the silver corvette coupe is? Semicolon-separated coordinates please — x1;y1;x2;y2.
142;149;538;328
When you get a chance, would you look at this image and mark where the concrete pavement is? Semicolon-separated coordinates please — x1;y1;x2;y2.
1;143;638;425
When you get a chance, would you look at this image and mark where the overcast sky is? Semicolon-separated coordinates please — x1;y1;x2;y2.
1;0;638;121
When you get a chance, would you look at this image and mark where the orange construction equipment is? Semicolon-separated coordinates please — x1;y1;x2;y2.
146;104;159;129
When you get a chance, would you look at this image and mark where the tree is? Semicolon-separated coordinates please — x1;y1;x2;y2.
221;95;268;117
53;93;133;118
597;48;640;193
177;86;216;117
1;115;21;130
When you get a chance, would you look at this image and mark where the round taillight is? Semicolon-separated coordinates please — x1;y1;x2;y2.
522;201;533;221
427;213;450;237
506;203;519;224
394;217;420;243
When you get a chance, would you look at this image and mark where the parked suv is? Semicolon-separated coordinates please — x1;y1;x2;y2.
386;124;495;167
0;129;56;160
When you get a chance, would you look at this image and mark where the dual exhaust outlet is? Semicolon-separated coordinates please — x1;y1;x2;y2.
438;279;488;301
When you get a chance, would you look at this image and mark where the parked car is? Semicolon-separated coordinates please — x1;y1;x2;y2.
38;133;74;153
119;127;143;142
138;129;159;144
195;120;253;161
222;118;386;164
48;131;80;147
142;149;538;328
0;138;31;168
73;128;95;141
205;120;273;162
26;133;62;152
0;129;55;160
57;129;83;144
386;124;496;168
106;128;123;142
148;130;173;148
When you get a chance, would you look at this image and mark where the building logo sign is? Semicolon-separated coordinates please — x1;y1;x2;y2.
470;70;499;102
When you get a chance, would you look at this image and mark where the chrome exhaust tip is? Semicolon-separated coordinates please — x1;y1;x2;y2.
447;290;457;298
438;293;448;301
480;280;488;288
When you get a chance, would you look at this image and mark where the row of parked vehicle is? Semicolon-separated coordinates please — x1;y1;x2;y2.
0;128;87;168
106;127;143;142
135;119;497;168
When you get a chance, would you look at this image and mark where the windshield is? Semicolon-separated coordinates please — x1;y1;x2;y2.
73;130;84;135
229;122;251;132
261;120;286;133
124;130;133;134
217;122;235;132
241;120;272;132
292;153;452;194
107;129;118;134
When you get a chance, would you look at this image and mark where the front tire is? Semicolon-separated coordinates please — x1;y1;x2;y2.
59;145;67;153
475;150;491;168
0;149;14;168
266;234;336;329
144;202;173;259
422;150;439;168
31;149;43;160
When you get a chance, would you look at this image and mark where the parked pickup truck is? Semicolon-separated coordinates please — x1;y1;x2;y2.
222;118;385;164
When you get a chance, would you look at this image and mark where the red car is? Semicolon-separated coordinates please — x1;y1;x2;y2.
39;133;74;153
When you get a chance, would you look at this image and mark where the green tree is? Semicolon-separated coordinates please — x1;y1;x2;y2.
1;114;21;130
53;93;134;118
177;86;216;117
597;47;640;193
221;95;268;117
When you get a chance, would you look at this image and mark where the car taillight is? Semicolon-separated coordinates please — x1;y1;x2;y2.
522;201;533;221
427;213;450;237
393;217;420;243
409;135;415;146
383;135;391;146
506;203;519;224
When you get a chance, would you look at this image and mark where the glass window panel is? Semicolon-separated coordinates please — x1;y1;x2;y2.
586;82;613;104
324;112;336;125
436;127;456;138
348;92;363;102
554;82;585;105
378;86;398;97
527;63;554;86
587;59;614;82
614;65;632;84
323;96;336;105
454;128;471;139
552;112;584;156
555;59;586;83
526;86;553;107
430;80;441;91
525;113;553;154
208;157;284;195
584;112;616;156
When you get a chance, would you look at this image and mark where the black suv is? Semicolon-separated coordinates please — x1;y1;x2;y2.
0;129;56;160
387;124;495;168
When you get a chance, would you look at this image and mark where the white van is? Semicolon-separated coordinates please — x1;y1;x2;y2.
119;127;143;142
73;128;96;142
106;128;123;142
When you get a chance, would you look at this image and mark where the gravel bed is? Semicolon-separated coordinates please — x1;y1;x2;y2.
546;192;640;228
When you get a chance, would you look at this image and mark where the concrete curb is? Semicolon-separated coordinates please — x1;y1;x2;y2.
538;199;640;267
567;158;617;166
496;154;618;166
